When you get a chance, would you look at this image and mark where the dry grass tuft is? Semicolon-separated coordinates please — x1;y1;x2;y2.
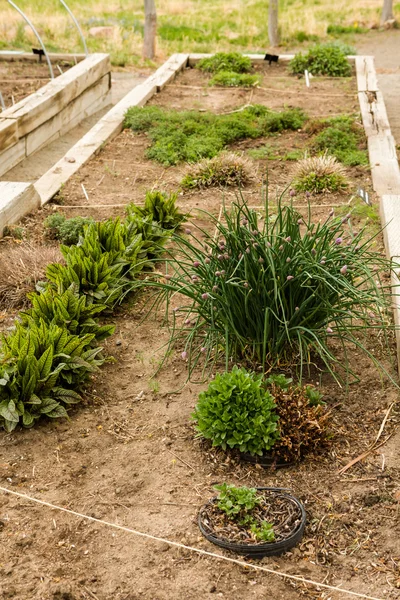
0;242;63;310
293;153;348;193
181;152;253;189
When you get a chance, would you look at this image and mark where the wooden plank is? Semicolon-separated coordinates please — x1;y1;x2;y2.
0;52;86;63
0;182;40;236
25;73;111;157
358;90;391;136
380;195;400;260
355;56;378;92
34;81;158;205
0;139;26;178
144;53;188;90
1;54;110;138
0;118;18;152
368;134;400;196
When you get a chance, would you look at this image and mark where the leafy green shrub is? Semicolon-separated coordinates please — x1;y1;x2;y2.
209;71;260;87
22;285;115;342
192;366;279;455
124;105;307;166
214;484;275;541
46;217;170;307
293;154;348;193
289;43;352;77
141;191;397;383
181;152;252;188
44;213;94;245
0;320;103;431
312;117;368;166
126;190;186;230
197;52;252;73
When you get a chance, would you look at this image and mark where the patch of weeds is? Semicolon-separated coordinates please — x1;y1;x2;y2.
289;43;352;77
197;52;252;73
158;23;211;42
3;225;24;240
148;378;160;393
124;105;307;166
294;155;348;193
284;150;303;161
312;116;368;166
295;31;320;43
247;145;280;160
209;71;260;87
327;24;368;35
181;152;252;188
44;213;95;246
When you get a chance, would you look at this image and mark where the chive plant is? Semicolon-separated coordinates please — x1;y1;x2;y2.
142;189;398;384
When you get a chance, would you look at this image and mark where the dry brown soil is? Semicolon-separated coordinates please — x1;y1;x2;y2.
0;62;399;600
0;60;73;109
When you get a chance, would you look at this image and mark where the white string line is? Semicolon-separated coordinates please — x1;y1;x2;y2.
0;486;383;600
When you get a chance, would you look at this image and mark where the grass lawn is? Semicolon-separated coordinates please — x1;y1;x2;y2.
0;0;394;66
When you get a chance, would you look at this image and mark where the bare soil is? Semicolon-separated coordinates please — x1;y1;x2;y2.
0;62;399;600
0;59;73;109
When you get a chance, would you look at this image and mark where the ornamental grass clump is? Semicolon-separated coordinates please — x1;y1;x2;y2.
293;154;348;193
142;189;397;383
192;366;279;456
181;152;253;189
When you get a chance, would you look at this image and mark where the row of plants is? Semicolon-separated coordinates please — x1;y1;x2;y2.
194;45;354;89
0;191;185;432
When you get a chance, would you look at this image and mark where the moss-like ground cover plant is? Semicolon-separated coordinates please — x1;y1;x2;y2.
0;195;183;432
311;115;368;167
141;190;398;384
197;52;253;74
209;72;260;87
124;105;306;166
44;213;94;246
289;43;352;77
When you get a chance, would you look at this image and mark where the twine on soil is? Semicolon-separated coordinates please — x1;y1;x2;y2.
0;485;384;600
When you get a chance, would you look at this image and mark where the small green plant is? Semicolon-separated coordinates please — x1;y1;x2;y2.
312;116;368;166
214;484;275;542
0;320;104;431
197;52;252;73
209;71;260;87
294;154;348;193
3;225;24;239
181;152;252;188
192;366;279;456
44;213;94;246
289;43;352;77
126;190;186;230
124;105;307;166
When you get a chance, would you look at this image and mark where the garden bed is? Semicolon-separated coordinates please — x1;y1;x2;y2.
0;59;74;108
0;57;399;600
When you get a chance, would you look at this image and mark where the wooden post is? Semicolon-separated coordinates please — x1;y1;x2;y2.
381;0;394;24
143;0;157;60
268;0;280;47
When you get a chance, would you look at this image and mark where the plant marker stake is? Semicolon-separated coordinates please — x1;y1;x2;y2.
59;0;89;57
304;69;310;88
0;91;5;110
7;0;54;79
81;183;89;201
